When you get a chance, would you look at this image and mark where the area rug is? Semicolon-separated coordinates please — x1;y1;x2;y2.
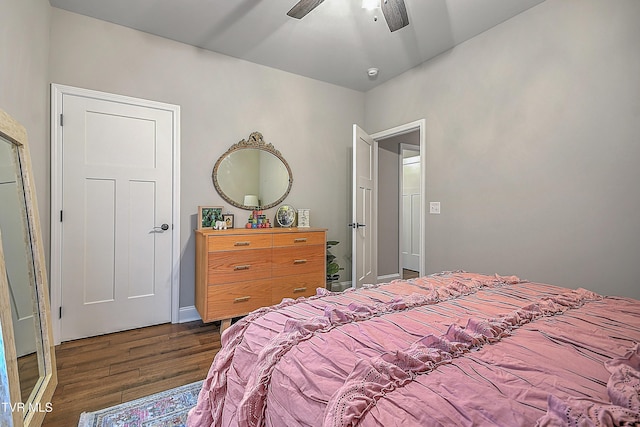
77;380;202;427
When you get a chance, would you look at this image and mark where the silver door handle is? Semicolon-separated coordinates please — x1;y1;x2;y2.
153;223;170;231
348;223;366;229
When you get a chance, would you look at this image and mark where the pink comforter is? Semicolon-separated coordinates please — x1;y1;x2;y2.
187;272;640;426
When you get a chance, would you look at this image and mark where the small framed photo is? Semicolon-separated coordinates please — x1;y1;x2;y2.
198;206;223;230
275;205;296;227
297;209;310;227
223;214;234;229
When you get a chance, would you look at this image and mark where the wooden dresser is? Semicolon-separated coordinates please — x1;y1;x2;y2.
195;227;326;330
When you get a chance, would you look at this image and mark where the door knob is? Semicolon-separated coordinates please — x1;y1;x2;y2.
347;223;366;229
154;223;170;231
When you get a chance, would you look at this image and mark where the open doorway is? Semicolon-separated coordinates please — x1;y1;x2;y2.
372;119;425;282
401;144;421;278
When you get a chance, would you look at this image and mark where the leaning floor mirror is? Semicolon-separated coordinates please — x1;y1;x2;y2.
0;109;57;426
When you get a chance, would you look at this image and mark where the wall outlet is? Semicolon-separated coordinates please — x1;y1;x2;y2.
429;201;441;214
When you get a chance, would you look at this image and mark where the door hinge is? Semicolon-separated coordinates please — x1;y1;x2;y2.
59;114;63;126
60;210;63;222
59;306;62;319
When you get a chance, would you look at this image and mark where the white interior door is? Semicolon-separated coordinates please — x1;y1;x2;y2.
401;150;421;272
351;125;377;287
55;90;176;342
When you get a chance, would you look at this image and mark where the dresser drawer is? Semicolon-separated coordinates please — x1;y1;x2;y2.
273;231;325;247
208;248;272;284
205;279;272;321
271;273;324;304
272;245;324;277
208;233;272;251
195;228;327;329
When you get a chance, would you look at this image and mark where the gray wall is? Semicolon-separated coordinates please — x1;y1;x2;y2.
365;0;640;299
4;0;639;318
0;0;51;255
47;8;364;307
377;140;400;277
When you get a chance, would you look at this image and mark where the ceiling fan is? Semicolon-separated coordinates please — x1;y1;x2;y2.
287;0;409;32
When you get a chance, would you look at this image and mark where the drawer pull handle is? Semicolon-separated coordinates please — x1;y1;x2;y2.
293;287;307;293
234;296;251;303
293;259;307;264
234;265;251;271
234;241;251;246
294;238;307;243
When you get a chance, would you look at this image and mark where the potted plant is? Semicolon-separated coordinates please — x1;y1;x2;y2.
326;240;343;285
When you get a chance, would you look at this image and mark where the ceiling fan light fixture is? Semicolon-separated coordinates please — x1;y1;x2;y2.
288;0;408;32
362;0;381;10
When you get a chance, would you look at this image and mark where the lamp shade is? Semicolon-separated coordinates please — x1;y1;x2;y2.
243;195;259;207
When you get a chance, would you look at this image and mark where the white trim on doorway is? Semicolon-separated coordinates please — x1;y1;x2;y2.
49;84;181;345
371;119;426;276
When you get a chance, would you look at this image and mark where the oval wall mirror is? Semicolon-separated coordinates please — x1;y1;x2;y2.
212;132;293;210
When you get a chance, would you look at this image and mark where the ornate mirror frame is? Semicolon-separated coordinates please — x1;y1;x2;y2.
212;132;293;210
0;109;57;426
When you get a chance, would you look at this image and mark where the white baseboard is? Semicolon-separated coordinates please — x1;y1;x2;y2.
177;305;201;323
377;273;401;283
329;274;402;292
328;281;352;292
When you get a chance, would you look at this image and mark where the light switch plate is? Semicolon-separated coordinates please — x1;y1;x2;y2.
429;201;441;214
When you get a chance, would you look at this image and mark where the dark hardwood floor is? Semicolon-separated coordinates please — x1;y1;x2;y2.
42;320;221;427
18;353;39;403
403;268;419;279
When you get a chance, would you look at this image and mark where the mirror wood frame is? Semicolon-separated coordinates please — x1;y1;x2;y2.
0;109;57;426
212;132;293;210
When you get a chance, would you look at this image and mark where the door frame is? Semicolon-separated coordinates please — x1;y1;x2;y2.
371;119;426;276
49;84;181;345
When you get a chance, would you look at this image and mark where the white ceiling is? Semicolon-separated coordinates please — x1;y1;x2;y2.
48;0;544;92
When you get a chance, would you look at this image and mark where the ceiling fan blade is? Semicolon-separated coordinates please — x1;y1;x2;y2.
381;0;409;32
287;0;325;19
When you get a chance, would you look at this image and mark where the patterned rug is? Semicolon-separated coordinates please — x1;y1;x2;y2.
77;381;202;427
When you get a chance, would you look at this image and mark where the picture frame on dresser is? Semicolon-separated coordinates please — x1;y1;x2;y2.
197;206;223;230
223;214;234;229
297;209;310;227
275;204;296;227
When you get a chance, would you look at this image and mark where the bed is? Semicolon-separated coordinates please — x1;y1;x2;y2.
187;271;640;426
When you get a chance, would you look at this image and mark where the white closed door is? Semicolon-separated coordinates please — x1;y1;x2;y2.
351;125;377;288
401;152;421;272
58;92;175;342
